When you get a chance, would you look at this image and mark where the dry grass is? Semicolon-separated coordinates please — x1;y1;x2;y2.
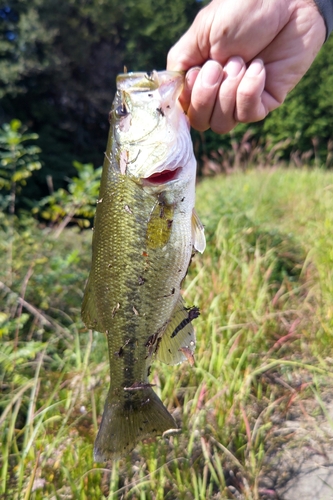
1;167;333;499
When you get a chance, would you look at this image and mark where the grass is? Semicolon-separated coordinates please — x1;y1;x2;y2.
1;167;333;499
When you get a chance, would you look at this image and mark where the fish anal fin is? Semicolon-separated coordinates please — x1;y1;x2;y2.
156;296;197;366
94;387;177;462
192;208;206;253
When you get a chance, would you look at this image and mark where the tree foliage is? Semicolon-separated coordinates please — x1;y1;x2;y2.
0;119;41;213
262;35;333;166
34;161;102;235
0;0;333;207
0;0;202;201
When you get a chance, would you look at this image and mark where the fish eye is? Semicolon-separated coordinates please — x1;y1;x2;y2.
115;103;129;117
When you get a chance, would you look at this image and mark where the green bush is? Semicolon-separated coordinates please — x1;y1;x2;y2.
0;119;41;213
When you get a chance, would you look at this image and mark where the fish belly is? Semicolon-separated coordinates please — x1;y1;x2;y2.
82;169;192;460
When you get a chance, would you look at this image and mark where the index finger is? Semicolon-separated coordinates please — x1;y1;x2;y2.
179;68;200;113
167;34;205;71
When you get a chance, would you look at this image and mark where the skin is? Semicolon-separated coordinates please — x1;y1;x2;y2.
167;0;326;133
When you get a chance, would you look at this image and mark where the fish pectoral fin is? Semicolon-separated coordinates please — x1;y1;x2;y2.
192;208;206;253
94;387;177;462
81;275;103;331
155;296;197;366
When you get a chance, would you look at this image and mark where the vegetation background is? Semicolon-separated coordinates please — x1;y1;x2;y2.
1;0;333;206
1;1;333;499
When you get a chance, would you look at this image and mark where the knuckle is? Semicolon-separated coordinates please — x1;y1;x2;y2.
191;120;210;132
211;121;233;134
236;108;265;123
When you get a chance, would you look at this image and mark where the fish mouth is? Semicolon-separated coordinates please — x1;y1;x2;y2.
144;167;181;185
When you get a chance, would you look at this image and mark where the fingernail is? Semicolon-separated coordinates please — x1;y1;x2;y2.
185;67;200;89
225;57;243;78
247;59;264;77
200;60;223;88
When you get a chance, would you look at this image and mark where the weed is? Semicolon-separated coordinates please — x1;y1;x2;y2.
1;168;333;498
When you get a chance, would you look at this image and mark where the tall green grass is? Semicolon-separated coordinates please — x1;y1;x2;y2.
1;168;333;499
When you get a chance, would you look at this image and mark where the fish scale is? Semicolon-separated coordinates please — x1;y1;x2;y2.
81;70;205;461
93;172;191;373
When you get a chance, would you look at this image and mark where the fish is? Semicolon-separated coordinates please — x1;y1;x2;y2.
81;70;205;462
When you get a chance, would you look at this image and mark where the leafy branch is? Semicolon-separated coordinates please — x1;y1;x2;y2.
0;119;41;214
34;161;102;237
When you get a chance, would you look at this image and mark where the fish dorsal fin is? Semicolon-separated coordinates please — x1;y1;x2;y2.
155;296;198;366
192;208;206;253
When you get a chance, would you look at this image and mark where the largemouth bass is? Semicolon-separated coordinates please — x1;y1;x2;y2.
81;70;205;462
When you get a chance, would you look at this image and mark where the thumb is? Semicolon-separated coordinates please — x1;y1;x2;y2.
167;31;205;71
167;10;211;71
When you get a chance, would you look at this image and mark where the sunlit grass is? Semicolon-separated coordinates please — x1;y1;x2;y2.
1;168;333;499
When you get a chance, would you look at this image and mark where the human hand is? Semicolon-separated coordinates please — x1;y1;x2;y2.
167;0;326;133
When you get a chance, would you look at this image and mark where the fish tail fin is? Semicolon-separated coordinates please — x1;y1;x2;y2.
94;388;177;462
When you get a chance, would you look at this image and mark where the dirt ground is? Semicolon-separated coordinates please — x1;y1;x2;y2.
260;391;333;500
